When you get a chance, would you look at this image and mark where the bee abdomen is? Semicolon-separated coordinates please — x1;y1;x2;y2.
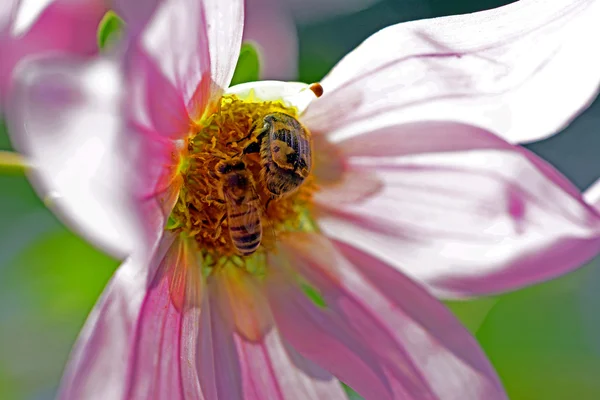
231;230;262;255
228;209;262;256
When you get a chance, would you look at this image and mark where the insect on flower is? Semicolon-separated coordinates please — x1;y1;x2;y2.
168;93;319;262
6;0;600;399
214;158;263;256
244;112;312;199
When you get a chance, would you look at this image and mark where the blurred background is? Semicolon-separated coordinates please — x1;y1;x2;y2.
2;0;600;398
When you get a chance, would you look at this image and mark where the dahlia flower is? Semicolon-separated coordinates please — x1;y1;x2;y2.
6;0;600;399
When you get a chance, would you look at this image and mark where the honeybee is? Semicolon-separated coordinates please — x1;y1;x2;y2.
215;159;263;256
244;112;312;198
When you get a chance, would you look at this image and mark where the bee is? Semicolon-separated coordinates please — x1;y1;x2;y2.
243;112;312;198
215;159;263;256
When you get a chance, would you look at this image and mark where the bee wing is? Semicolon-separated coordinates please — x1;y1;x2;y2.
241;188;262;233
226;193;261;234
242;206;261;234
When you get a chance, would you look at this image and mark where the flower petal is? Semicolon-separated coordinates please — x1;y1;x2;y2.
267;233;506;399
57;236;175;399
7;57;142;258
0;0;106;106
197;267;346;399
244;0;298;80
329;121;514;156
125;236;203;400
127;48;192;138
134;0;211;119
232;326;347;400
311;121;510;203
302;0;600;144
584;178;600;211
0;0;18;30
59;234;206;400
227;80;318;114
204;0;244;92
314;123;600;298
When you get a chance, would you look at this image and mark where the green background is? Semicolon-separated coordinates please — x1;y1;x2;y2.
2;0;600;399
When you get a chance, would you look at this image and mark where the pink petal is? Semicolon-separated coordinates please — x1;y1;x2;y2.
330;121;514;157
59;235;207;400
134;134;184;251
7;57;143;258
0;0;18;30
197;267;346;399
234;334;346;400
125;236;203;400
244;0;298;80
584;178;600;211
126;47;192;138
311;121;509;203
0;0;106;106
204;0;244;92
132;0;244;121
314;122;600;298
133;0;212;119
58;235;177;399
301;0;600;144
126;38;194;239
267;233;507;399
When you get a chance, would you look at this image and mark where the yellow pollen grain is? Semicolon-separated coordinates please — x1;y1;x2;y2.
167;94;317;272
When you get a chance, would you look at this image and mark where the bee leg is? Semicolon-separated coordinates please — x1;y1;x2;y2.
265;197;273;213
242;130;268;154
243;140;261;154
234;120;261;143
229;121;259;150
205;196;226;205
211;212;227;239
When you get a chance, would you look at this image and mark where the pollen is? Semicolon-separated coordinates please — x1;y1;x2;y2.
167;94;316;271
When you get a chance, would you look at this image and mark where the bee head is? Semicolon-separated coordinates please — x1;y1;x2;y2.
215;159;246;175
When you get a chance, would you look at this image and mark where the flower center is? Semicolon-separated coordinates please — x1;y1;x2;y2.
168;94;316;271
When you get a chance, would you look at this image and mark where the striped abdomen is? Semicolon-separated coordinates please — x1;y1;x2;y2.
225;187;263;256
227;202;262;256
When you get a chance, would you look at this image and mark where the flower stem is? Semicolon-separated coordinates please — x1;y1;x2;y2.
0;151;27;174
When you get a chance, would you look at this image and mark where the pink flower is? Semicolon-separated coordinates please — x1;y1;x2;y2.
0;0;107;108
6;0;600;398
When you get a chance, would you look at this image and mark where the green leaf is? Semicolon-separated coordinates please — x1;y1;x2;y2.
230;42;261;86
97;10;125;50
342;383;364;400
